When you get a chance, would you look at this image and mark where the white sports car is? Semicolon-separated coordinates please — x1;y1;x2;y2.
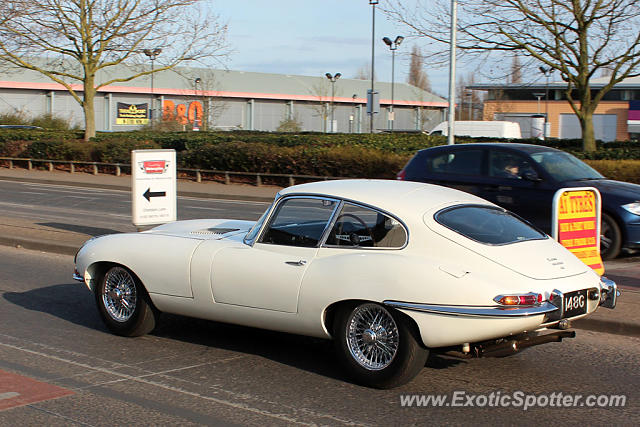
74;179;618;388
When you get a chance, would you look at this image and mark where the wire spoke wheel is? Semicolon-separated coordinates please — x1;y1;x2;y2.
346;303;400;371
102;267;137;323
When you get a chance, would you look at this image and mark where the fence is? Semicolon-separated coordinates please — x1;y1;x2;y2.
0;156;344;187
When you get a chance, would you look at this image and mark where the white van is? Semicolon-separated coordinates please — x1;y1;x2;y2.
429;121;522;139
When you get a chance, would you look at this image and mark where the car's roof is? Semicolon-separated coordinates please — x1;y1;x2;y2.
279;179;489;218
419;143;562;155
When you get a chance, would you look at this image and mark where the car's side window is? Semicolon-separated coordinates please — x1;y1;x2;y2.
324;203;407;249
427;150;483;175
259;197;337;247
488;151;535;180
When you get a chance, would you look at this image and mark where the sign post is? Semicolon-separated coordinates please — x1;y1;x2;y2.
552;187;604;275
131;149;177;227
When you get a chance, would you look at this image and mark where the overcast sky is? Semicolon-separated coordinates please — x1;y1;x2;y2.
213;0;453;96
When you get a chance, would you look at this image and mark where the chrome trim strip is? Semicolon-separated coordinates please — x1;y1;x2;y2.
383;300;558;318
73;272;84;282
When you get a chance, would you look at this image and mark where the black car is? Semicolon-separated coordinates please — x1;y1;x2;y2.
397;143;640;260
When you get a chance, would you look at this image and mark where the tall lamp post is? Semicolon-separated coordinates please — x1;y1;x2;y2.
382;35;404;131
325;73;341;133
194;77;202;130
369;0;378;133
143;48;162;124
447;0;457;145
539;66;554;139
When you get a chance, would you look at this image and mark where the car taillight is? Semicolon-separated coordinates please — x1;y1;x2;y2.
494;293;542;306
397;169;406;180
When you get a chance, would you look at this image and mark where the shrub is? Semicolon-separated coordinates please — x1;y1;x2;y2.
276;117;303;133
585;160;640;184
31;114;72;130
0;111;29;125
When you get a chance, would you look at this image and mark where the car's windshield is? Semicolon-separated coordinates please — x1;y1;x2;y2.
435;205;547;245
243;204;272;244
530;151;603;182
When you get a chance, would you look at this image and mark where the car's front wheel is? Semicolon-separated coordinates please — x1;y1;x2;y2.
95;265;158;337
601;213;622;260
334;302;428;389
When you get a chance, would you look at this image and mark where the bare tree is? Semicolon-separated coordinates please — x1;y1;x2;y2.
510;56;522;84
386;0;640;151
353;64;375;81
0;0;228;140
456;72;483;120
407;45;431;92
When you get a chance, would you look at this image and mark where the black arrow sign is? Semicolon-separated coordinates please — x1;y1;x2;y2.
143;188;166;202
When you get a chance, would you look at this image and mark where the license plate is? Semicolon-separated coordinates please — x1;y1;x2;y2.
563;290;587;318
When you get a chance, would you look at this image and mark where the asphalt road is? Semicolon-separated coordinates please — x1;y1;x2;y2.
0;179;269;235
0;246;639;425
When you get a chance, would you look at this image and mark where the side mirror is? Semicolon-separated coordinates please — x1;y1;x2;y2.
522;170;542;182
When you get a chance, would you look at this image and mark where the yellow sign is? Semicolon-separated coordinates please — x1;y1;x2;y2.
553;189;604;275
116;103;149;125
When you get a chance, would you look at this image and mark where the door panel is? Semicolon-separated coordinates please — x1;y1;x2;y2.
211;244;317;313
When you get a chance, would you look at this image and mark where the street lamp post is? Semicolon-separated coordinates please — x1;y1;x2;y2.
539;66;554;139
325;73;341;133
194;77;202;130
383;35;404;131
447;0;458;145
143;48;162;124
369;0;378;134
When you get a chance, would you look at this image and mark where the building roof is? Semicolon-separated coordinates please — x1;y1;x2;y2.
0;61;446;107
469;74;640;91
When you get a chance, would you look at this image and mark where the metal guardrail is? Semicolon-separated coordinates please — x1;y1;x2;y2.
0;156;343;187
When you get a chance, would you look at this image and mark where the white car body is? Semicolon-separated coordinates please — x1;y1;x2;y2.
74;179;618;387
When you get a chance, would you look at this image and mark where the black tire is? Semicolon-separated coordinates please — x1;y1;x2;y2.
601;213;622;260
333;302;428;389
95;265;158;337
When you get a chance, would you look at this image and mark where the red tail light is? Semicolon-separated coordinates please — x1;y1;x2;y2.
397;168;406;180
494;293;542;306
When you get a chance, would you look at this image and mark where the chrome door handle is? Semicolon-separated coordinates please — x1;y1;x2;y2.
285;260;307;266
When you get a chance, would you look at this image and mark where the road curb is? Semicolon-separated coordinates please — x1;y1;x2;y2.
572;317;640;338
0;235;79;256
1;233;638;339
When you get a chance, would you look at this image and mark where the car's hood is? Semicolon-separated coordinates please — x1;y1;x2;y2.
146;219;254;240
562;178;640;202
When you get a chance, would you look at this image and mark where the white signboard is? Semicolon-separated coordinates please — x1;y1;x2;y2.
131;149;177;226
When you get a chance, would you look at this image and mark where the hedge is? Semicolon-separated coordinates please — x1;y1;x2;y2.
1;129;639;182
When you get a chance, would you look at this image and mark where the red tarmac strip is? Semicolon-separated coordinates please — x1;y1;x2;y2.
0;370;74;411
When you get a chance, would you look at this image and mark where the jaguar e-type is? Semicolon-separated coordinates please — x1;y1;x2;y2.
74;180;618;388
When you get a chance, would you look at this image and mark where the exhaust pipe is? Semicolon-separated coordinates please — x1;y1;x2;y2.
480;330;576;358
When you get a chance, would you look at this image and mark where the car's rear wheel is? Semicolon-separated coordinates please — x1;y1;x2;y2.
334;302;428;389
96;265;157;337
601;213;622;260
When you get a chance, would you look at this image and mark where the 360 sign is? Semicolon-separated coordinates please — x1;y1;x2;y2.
162;100;203;125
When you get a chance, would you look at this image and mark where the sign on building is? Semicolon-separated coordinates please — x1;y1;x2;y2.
117;103;149;125
131;149;177;226
552;187;604;275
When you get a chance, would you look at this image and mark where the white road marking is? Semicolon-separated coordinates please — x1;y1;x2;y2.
0;392;20;400
182;206;224;211
0;340;362;426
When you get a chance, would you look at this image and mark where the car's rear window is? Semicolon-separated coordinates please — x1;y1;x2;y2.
435;205;547;245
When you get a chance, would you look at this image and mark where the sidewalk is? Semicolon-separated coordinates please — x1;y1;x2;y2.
0;166;638;338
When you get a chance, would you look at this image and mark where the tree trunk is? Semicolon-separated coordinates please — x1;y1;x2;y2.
83;76;96;141
579;110;597;152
